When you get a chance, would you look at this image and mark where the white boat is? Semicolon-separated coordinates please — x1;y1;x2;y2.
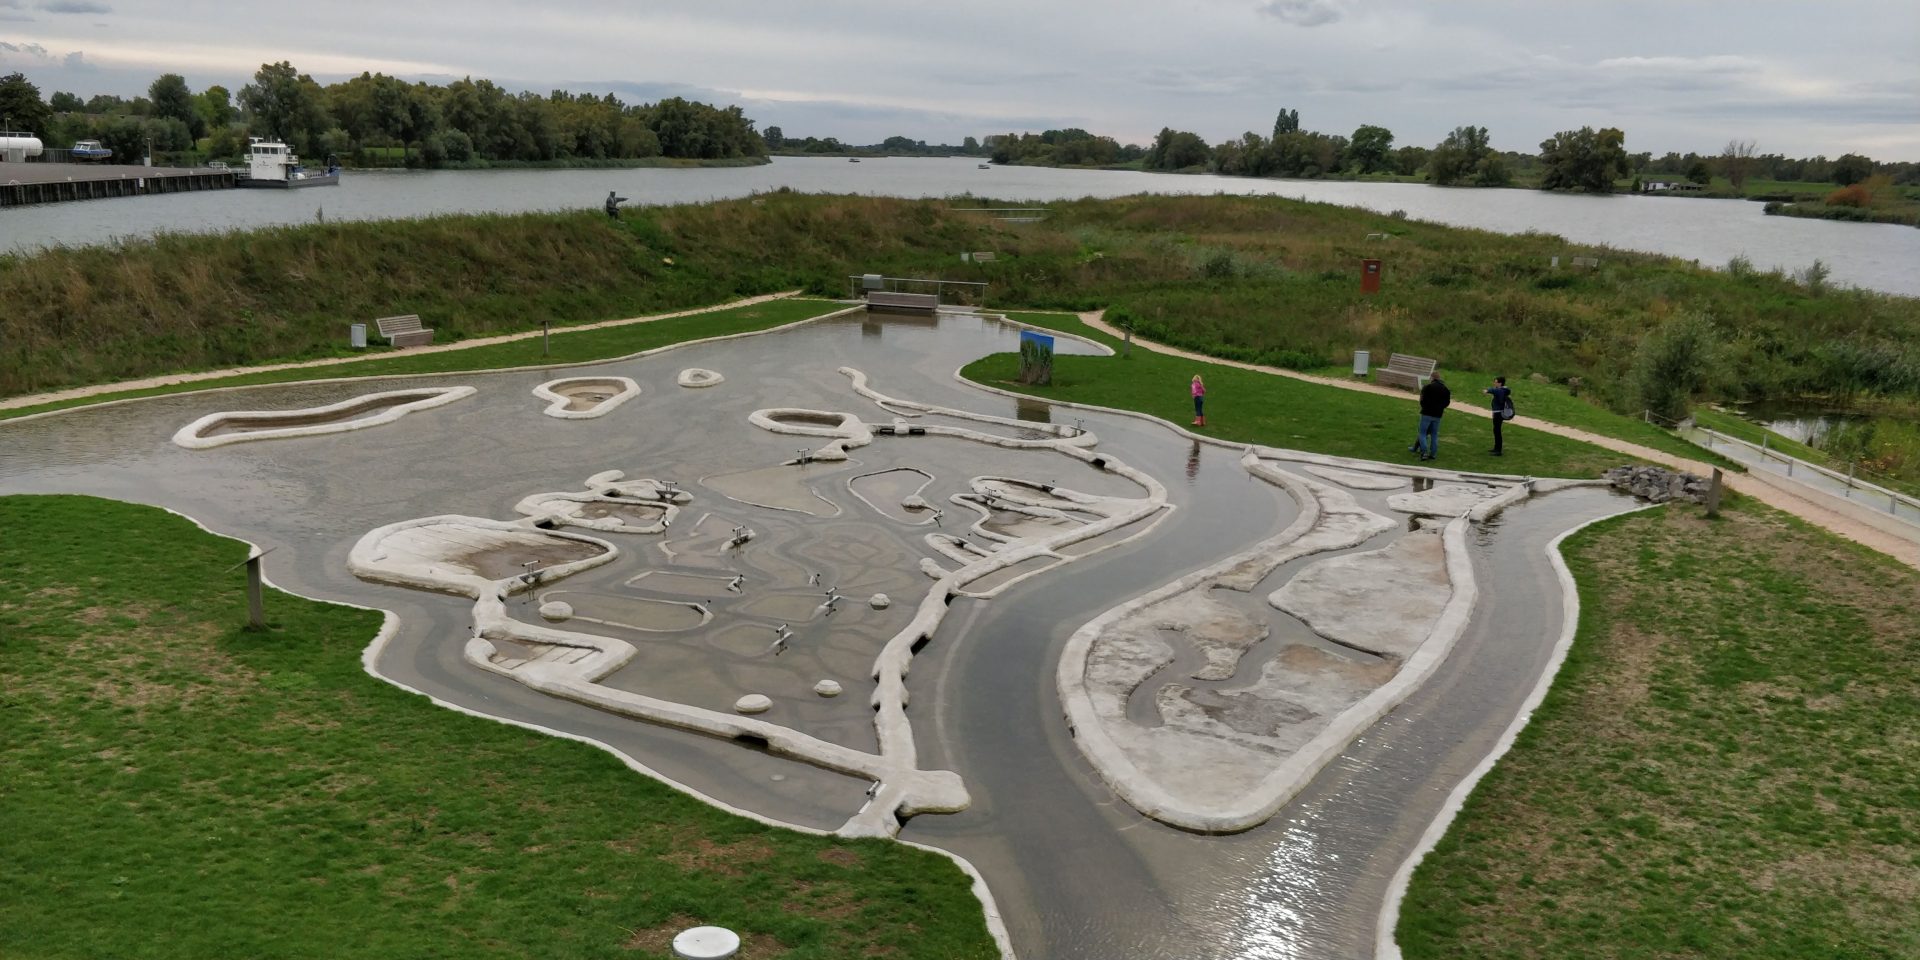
235;138;339;188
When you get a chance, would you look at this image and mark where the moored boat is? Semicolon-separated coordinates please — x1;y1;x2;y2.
70;139;113;161
235;138;340;188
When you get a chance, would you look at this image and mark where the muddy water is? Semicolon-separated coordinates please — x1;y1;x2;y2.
0;309;1636;958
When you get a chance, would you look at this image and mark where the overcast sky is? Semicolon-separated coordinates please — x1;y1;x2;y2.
3;0;1916;159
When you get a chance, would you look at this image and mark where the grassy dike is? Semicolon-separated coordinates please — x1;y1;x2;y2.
0;495;998;960
1397;502;1920;960
8;194;1918;414
0;298;837;422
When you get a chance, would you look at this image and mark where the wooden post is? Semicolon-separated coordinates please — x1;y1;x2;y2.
543;320;551;357
1123;324;1131;358
1706;468;1723;519
245;554;266;629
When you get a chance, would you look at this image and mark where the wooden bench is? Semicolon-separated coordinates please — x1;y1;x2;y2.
865;291;939;314
971;251;997;262
374;314;435;348
1374;353;1437;392
1571;256;1601;268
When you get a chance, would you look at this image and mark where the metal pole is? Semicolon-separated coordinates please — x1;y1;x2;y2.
1706;468;1722;519
245;555;266;630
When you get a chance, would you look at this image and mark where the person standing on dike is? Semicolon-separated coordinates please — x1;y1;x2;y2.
1409;372;1450;460
1191;374;1207;427
1484;376;1512;456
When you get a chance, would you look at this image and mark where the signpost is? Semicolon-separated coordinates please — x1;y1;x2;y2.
1018;330;1055;386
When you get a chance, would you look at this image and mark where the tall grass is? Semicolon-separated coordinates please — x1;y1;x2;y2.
5;192;1918;413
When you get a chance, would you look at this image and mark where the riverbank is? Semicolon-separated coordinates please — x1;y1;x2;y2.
8;193;1917;411
356;155;772;171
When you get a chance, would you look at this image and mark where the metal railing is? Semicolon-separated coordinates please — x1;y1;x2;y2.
845;275;989;305
1688;424;1918;522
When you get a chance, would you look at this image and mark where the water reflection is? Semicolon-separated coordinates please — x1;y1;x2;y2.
1187;440;1203;483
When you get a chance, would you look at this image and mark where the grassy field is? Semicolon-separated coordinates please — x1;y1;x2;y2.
0;298;837;423
1396;501;1920;960
978;312;1711;477
0;495;997;960
7;194;1916;419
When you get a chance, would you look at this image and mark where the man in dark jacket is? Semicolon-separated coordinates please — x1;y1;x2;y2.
1409;373;1451;460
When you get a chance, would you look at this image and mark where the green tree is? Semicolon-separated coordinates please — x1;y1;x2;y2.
239;61;333;152
1272;107;1299;138
1390;145;1429;176
1144;127;1211;170
764;125;784;150
1347;124;1393;174
1686;159;1712;185
0;72;53;137
961;135;979;154
1538;126;1628;194
197;85;234;129
48;90;83;113
148;73;205;139
1428;125;1490;185
1832;152;1873;186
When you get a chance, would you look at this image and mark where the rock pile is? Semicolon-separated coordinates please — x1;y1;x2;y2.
1603;465;1711;503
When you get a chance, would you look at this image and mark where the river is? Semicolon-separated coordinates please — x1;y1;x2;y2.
3;155;1916;297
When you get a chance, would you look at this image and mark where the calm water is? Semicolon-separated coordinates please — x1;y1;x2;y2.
4;155;1916;297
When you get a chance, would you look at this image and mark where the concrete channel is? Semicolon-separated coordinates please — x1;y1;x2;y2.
0;309;1639;958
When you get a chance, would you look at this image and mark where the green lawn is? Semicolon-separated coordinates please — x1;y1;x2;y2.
0;495;997;959
982;313;1649;479
0;298;839;423
1396;501;1920;959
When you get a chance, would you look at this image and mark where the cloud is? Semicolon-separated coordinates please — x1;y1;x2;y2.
0;40;52;59
38;0;111;11
62;49;90;69
1255;0;1346;27
0;11;36;19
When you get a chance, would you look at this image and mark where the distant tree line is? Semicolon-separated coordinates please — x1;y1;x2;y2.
1;66;765;168
763;127;991;158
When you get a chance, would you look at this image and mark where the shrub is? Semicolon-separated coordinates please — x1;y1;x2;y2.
1825;184;1871;208
1632;312;1718;422
1800;259;1832;296
1726;254;1754;278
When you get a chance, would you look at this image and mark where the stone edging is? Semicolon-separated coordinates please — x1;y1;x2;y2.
171;386;476;449
677;368;726;388
532;376;641;419
1372;501;1661;960
1056;450;1493;832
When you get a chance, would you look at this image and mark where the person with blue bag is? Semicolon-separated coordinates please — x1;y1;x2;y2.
1485;376;1514;456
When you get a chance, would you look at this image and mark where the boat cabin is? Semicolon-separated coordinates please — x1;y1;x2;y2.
248;138;300;180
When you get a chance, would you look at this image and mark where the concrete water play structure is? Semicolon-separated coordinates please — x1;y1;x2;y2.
0;303;1642;959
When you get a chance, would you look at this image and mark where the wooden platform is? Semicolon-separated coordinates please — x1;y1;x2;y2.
0;163;237;207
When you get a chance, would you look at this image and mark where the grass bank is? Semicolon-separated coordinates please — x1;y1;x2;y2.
8;193;1917;418
966;313;1640;478
0;298;835;423
1396;501;1920;959
0;495;997;959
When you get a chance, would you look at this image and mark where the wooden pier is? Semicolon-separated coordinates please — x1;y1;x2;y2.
0;163;237;208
